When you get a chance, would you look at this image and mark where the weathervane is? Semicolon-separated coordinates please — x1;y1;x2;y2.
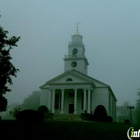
76;22;81;31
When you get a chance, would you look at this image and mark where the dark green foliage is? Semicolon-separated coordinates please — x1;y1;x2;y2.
81;105;113;122
16;109;44;124
37;105;49;114
124;119;130;124
0;103;20;119
92;115;113;122
92;105;112;122
44;112;54;120
0;95;7;112
22;91;40;110
80;113;92;120
11;104;22;118
94;105;107;117
106;116;113;122
37;105;54;120
81;113;113;122
0;24;20;111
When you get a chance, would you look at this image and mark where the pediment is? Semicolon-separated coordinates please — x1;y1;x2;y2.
46;71;93;84
40;69;109;89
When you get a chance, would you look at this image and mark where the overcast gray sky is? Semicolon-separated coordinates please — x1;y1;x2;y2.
0;0;140;106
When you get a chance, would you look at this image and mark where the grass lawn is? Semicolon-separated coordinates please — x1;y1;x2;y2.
0;120;139;139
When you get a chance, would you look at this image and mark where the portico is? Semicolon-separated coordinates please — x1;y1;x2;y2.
47;88;92;114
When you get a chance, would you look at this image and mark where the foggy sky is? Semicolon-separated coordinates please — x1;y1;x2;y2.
0;0;140;106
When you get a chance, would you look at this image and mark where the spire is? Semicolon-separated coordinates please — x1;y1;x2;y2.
75;22;80;35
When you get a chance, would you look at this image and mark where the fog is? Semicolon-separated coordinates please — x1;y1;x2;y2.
0;0;140;106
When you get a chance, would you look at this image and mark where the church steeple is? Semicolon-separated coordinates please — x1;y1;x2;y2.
75;22;80;35
63;26;89;75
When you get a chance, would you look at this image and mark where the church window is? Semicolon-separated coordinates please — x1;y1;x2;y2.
72;48;78;56
81;93;83;109
66;78;73;81
55;94;60;109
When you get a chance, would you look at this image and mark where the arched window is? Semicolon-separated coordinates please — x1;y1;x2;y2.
72;48;78;56
66;78;73;81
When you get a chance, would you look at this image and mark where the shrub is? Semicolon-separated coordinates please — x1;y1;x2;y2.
106;116;113;122
11;104;22;118
124;119;130;124
16;109;44;124
94;105;107;117
92;115;113;122
37;105;49;114
44;112;54;120
37;105;52;120
81;113;92;121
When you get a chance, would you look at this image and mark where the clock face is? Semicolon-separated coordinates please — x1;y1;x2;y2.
71;61;77;67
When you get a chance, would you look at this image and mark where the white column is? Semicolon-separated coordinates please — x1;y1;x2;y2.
74;89;77;114
87;89;91;113
83;89;86;112
60;89;64;114
48;89;51;110
52;89;55;113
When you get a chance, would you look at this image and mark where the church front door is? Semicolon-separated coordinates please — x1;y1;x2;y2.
69;104;74;114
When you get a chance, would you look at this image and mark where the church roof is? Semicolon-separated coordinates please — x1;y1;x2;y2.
39;69;117;101
72;69;110;87
40;69;106;87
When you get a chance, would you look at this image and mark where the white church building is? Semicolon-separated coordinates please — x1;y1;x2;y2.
39;28;117;120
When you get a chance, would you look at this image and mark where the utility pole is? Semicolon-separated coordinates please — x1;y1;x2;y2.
127;106;135;124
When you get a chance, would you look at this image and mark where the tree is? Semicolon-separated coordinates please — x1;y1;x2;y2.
116;101;130;122
0;16;20;111
117;101;136;124
22;91;40;110
11;104;22;118
1;103;20;119
136;91;140;124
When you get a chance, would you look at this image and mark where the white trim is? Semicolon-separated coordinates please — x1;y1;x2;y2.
52;89;55;113
60;89;64;114
74;89;77;114
83;89;86;112
87;90;91;113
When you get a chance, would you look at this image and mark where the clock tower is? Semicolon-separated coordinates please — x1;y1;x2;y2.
64;27;89;74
